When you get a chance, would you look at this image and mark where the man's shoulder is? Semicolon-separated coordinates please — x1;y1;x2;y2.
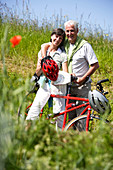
84;42;93;49
82;42;92;48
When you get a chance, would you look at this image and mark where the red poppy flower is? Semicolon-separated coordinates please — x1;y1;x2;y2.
10;35;22;47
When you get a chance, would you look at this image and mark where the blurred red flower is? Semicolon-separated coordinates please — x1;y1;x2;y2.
10;35;22;47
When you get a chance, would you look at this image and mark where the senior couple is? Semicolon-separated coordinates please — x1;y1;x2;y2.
26;20;99;130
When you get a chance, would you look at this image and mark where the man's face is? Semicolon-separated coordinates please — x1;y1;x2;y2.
65;24;78;44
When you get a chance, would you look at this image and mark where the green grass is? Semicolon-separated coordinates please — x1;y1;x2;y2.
0;3;113;170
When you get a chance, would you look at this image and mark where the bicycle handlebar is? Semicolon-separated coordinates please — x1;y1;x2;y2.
71;75;78;82
30;73;40;83
30;73;109;95
96;78;109;85
96;78;109;95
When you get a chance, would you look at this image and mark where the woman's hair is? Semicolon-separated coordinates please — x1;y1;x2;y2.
50;28;65;47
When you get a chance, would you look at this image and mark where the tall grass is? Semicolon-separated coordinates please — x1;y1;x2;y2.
0;2;113;170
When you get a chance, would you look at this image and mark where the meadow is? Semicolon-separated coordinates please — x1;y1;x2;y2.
0;2;113;170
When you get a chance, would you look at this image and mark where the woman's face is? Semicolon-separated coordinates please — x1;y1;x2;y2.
51;34;63;47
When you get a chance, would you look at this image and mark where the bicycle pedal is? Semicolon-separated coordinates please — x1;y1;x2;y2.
50;119;56;124
47;113;54;119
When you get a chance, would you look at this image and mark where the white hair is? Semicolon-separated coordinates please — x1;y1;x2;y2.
64;20;78;30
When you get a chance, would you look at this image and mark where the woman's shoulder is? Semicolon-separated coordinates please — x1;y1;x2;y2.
60;46;66;52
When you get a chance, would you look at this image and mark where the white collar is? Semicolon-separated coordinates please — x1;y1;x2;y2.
47;47;62;56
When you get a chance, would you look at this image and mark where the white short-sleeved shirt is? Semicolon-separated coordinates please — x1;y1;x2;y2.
38;48;67;70
72;42;98;77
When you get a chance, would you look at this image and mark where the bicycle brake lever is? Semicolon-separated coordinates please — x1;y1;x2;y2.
104;91;108;95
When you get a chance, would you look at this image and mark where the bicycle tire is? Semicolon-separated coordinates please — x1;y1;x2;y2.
18;92;35;119
64;114;101;131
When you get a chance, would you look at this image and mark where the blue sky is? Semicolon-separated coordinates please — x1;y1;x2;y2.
1;0;113;35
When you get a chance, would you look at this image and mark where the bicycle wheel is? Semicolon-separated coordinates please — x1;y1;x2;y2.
18;91;36;119
64;114;101;131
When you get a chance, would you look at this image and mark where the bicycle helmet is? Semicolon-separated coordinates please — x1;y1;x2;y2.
88;90;111;114
41;56;59;81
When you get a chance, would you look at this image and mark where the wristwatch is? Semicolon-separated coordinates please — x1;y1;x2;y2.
86;76;89;82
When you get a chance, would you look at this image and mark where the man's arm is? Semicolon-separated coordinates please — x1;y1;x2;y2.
41;42;51;57
76;62;99;85
35;43;50;76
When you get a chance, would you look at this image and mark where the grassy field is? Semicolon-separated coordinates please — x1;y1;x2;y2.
0;3;113;170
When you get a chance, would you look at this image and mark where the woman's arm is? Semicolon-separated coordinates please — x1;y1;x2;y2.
62;61;68;72
36;58;42;76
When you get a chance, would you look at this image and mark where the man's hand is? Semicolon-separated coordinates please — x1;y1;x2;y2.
76;77;85;85
76;76;89;85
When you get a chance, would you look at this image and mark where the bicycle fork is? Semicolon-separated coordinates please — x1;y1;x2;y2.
86;105;92;131
62;94;70;131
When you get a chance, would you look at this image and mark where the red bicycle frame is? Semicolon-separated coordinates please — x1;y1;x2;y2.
50;92;91;131
25;92;91;131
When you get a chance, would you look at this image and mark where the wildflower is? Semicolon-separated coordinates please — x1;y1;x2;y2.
105;34;109;37
10;35;22;47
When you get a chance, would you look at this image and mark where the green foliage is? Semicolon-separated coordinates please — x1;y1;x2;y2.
0;3;113;170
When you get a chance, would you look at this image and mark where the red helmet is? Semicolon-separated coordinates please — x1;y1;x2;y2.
41;56;59;81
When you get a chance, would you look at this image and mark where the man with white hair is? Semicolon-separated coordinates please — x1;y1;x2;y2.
41;20;99;130
63;20;99;130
